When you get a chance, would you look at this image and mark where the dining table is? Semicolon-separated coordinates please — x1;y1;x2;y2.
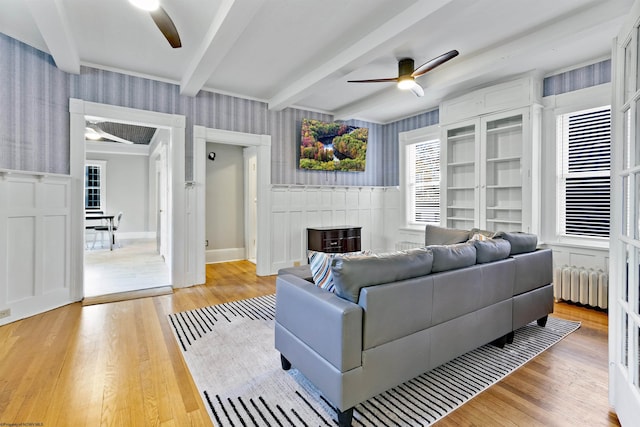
85;213;116;251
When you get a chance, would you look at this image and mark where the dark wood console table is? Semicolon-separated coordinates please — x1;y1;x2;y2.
307;226;361;253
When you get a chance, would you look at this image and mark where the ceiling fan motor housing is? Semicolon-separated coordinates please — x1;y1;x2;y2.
398;58;415;79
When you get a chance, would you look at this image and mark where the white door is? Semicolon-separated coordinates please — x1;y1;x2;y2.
244;146;258;263
611;1;640;423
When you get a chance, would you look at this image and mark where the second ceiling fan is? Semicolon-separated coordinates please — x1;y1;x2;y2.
348;50;459;97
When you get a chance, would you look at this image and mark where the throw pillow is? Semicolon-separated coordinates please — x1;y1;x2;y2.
308;250;337;292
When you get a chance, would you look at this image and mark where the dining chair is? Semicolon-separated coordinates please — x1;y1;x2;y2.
92;212;123;249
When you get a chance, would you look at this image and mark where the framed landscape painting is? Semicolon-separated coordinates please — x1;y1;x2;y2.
299;118;368;172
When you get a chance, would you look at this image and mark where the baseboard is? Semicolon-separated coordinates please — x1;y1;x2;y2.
206;248;245;264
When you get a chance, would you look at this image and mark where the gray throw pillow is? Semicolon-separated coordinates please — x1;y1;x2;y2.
331;248;434;303
429;242;477;273
472;238;511;264
424;224;470;245
493;231;538;255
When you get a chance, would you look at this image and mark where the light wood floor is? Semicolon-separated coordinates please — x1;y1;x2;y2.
84;238;170;297
0;261;618;426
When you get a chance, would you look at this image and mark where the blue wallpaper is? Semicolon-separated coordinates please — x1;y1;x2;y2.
6;33;600;187
543;59;611;96
2;32;405;185
0;34;70;174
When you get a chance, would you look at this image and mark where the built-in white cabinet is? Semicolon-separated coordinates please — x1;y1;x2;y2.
440;76;542;234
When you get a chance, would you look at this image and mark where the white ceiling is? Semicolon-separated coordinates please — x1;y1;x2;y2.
0;0;632;123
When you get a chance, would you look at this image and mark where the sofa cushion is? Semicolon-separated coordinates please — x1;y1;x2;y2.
472;238;511;264
493;231;538;255
331;248;434;303
424;224;470;245
429;242;476;273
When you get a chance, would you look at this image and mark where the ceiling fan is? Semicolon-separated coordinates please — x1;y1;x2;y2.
129;0;182;48
348;50;459;97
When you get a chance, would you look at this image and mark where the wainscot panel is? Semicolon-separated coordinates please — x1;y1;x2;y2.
0;171;72;325
269;185;394;274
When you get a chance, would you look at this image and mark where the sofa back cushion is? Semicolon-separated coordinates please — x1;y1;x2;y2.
359;275;434;350
331;248;434;303
431;259;515;325
493;231;538;255
429;242;476;273
472;238;511;264
425;224;470;245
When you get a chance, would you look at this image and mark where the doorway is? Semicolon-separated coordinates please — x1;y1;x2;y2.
193;126;271;281
203;143;258;265
69;99;188;301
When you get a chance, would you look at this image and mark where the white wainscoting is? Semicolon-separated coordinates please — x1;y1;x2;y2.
0;170;72;326
269;185;393;274
546;242;609;272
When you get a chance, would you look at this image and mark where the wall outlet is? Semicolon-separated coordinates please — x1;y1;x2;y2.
205;240;209;247
293;261;300;267
0;308;11;319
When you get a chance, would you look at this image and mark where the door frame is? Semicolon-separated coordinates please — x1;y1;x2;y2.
610;0;640;422
69;99;187;300
193;126;271;281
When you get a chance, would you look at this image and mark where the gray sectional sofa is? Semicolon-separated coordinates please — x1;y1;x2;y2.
275;225;553;426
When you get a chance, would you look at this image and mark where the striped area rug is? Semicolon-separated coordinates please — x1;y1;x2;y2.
169;295;580;426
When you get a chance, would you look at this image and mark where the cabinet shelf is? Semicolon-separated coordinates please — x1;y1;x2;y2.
448;216;475;221
447;132;476;141
486;184;521;189
486;206;522;211
447;186;476;190
486;123;523;133
486;219;522;225
447;161;475;167
486;156;521;163
448;205;475;210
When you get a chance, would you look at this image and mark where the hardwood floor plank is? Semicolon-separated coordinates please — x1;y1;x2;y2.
0;260;620;426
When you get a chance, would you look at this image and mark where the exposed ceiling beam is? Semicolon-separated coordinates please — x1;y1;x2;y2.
180;0;264;97
25;0;80;74
267;0;456;112
334;0;624;121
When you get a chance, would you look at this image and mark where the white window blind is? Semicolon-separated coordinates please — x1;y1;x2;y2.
558;106;611;238
408;139;440;225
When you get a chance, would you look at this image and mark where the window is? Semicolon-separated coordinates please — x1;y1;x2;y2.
557;106;611;238
85;161;106;210
407;138;440;225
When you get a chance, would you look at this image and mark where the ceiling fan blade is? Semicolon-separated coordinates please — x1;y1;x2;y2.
410;83;424;97
150;6;182;48
347;77;399;83
411;50;459;77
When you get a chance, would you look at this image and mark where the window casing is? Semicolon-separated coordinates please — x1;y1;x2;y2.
557;106;611;239
407;138;440;226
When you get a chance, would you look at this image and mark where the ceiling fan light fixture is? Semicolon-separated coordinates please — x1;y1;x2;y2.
397;77;416;90
129;0;160;11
